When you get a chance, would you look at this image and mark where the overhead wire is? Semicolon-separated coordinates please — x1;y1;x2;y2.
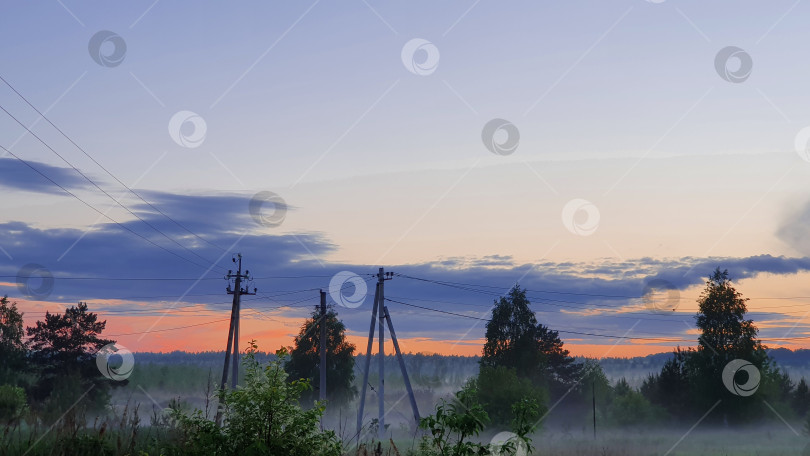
0;103;231;272
0;143;223;272
384;297;692;342
0;74;229;255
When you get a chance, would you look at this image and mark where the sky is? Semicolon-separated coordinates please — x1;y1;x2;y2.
3;1;810;359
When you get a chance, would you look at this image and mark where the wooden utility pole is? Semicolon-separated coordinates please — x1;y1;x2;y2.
319;290;327;402
216;254;255;425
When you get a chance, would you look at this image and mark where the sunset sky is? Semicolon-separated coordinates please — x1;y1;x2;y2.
3;1;810;359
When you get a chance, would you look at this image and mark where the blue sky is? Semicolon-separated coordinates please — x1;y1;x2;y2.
3;1;810;356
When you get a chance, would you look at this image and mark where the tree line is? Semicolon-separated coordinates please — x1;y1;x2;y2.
2;267;809;455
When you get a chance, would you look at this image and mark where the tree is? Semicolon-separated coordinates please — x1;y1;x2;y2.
284;306;356;405
0;296;26;385
795;378;810;417
690;269;775;424
694;269;759;357
607;378;663;426
481;285;581;394
641;347;692;420
25;302;115;417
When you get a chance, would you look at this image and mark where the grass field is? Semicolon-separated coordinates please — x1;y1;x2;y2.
357;428;810;455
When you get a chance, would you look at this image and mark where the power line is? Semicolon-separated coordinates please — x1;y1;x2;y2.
395;273;810;314
104;318;230;337
0;74;228;255
385;297;693;343
0;103;227;272
0;274;340;282
0;276;224;281
395;273;640;299
385;297;810;343
0;143;220;272
384;294;689;322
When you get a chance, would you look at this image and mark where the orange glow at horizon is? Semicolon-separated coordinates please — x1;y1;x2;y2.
10;286;810;359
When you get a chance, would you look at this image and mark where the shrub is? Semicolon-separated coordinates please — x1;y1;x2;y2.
170;341;342;456
0;384;27;426
418;383;490;456
607;378;665;426
474;366;547;426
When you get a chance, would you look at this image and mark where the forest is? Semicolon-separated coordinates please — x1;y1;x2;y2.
2;269;810;455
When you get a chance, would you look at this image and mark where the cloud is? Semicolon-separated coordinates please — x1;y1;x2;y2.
3;185;810;349
777;199;810;255
0;157;91;194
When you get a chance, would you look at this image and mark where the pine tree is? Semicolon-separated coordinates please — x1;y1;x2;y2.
481;285;581;393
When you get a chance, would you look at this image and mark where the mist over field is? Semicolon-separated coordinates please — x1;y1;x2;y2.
100;348;810;455
6;0;810;455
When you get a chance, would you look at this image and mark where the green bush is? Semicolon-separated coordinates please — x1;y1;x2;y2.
418;383;490;456
0;384;27;425
170;341;342;456
474;366;547;426
607;378;665;426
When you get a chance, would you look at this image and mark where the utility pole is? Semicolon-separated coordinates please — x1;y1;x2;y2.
356;268;418;442
216;253;256;425
592;380;597;440
383;306;420;426
378;267;386;440
357;281;379;441
319;290;327;402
